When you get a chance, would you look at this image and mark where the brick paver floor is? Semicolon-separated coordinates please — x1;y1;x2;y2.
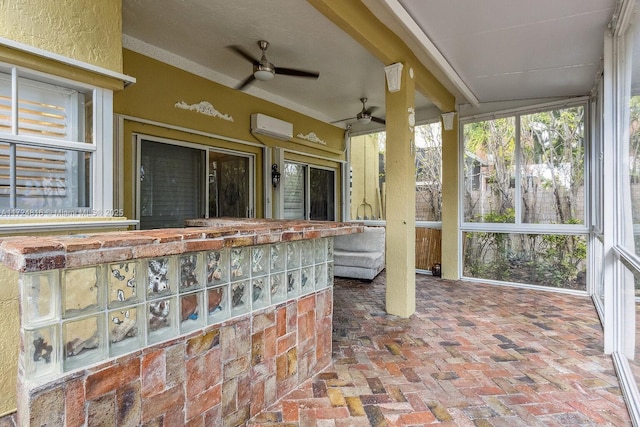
249;272;632;426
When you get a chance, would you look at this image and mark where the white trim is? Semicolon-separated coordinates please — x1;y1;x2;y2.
612;352;640;425
264;148;272;218
282;147;347;164
0;37;136;85
459;276;589;297
460;223;589;234
379;0;479;107
117;114;265;148
460;96;590;124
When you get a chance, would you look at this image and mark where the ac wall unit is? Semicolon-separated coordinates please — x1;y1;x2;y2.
251;113;293;141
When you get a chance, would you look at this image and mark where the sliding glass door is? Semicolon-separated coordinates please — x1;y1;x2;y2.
283;161;335;220
137;137;254;229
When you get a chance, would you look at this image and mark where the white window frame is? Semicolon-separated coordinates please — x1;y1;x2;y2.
458;100;591;235
458;101;591;289
0;63;114;220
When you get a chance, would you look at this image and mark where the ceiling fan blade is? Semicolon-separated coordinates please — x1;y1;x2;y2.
371;116;386;124
228;45;259;65
365;106;379;115
330;117;356;124
235;74;256;90
274;67;319;79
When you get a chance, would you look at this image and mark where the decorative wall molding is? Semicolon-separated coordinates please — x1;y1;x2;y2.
175;100;234;121
296;131;326;145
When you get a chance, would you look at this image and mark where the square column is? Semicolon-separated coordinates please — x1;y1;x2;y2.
384;63;416;317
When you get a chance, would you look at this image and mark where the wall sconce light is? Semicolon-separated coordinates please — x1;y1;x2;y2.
441;111;456;131
271;164;281;188
384;62;404;93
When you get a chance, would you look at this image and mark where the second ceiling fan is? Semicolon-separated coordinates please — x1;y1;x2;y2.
334;98;385;125
229;40;320;90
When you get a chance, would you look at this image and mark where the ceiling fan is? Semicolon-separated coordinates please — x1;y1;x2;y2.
333;98;385;125
228;40;320;90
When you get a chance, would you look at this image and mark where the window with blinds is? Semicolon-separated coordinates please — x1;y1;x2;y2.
0;70;92;212
284;163;306;219
139;140;204;229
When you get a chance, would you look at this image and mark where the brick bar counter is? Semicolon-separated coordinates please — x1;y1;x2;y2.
0;218;361;426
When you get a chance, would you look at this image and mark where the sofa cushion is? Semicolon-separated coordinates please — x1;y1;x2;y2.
334;264;384;281
333;250;384;270
334;226;385;252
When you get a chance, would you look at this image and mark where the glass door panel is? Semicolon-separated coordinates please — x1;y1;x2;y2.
310;168;335;220
139;140;204;229
284;163;305;219
209;152;251;218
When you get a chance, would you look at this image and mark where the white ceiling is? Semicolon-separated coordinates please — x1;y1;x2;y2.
122;0;617;133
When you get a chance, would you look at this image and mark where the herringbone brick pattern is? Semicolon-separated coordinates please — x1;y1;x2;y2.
249;273;631;426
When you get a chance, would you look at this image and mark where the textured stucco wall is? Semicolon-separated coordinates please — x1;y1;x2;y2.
0;0;123;73
0;265;19;417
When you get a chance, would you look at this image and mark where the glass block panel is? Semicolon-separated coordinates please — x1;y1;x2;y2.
178;252;204;292
206;249;229;286
207;285;229;324
25;326;58;378
315;263;327;291
230;280;250;316
326;262;334;288
270;243;285;273
180;291;205;333
287;269;300;298
108;261;140;308
327;238;334;260
270;272;286;304
252;277;269;310
230;248;249;282
63;315;105;371
251;246;269;277
301;266;314;295
301;240;314;267
21;271;59;326
148;297;176;344
62;266;104;318
146;257;175;300
315;238;327;263
109;306;143;357
287;242;300;269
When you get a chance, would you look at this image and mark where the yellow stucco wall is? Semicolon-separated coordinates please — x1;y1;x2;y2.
0;266;19;417
0;0;123;73
349;134;383;220
115;50;346;219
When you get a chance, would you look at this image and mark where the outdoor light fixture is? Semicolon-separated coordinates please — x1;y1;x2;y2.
271;164;281;188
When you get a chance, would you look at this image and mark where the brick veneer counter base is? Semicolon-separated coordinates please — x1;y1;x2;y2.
1;219;362;427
